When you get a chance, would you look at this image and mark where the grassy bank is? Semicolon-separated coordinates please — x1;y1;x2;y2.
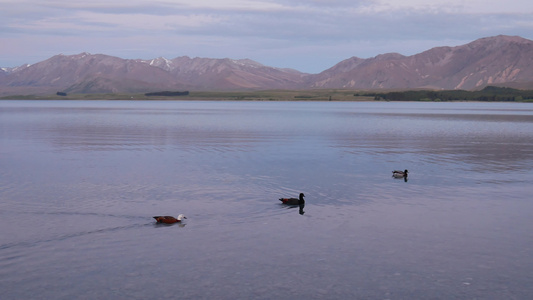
0;90;374;101
2;87;533;101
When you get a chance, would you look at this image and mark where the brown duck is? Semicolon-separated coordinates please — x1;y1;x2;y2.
153;214;187;224
279;193;305;205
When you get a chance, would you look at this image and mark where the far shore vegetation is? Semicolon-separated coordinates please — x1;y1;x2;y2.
2;86;533;102
364;86;533;102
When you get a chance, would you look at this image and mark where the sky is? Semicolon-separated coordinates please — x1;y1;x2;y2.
1;0;533;73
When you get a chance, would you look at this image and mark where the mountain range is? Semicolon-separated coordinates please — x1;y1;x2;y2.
1;35;532;96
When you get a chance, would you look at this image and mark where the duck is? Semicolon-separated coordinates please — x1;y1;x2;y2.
279;193;305;205
392;169;408;178
153;214;187;224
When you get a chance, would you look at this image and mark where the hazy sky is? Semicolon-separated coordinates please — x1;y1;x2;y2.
1;0;532;73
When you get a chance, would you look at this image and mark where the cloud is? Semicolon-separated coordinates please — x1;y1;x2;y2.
1;0;532;73
365;0;533;14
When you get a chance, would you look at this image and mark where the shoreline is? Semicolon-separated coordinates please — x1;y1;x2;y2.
1;88;532;102
0;90;374;101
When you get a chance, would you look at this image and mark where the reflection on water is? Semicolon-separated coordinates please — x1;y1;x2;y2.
1;100;533;299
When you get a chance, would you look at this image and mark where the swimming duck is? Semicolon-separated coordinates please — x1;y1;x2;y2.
279;193;305;205
392;169;408;178
153;214;187;224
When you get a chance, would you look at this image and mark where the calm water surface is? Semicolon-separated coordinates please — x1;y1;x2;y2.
1;100;532;299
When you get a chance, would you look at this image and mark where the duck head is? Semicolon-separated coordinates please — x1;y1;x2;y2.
299;193;305;214
177;214;187;221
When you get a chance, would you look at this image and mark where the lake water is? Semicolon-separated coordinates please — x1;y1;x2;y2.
1;100;532;299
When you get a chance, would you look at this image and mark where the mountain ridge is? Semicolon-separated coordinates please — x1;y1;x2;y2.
308;35;533;90
1;35;532;95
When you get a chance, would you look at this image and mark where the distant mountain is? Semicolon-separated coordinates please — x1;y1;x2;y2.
1;35;532;95
309;35;533;90
136;56;306;90
0;53;191;95
0;53;305;95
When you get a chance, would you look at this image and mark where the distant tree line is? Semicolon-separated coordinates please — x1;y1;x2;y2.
359;86;533;102
145;91;189;97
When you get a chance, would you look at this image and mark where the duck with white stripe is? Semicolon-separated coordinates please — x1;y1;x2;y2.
392;169;408;179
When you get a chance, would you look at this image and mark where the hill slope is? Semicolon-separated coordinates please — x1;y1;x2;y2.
1;35;532;95
309;35;533;90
